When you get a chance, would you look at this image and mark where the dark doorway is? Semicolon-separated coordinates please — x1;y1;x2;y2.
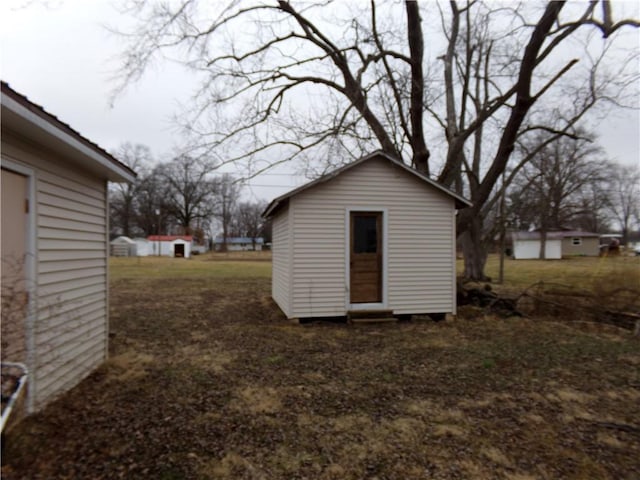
350;211;382;303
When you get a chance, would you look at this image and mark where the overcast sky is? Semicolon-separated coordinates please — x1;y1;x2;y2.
1;0;639;203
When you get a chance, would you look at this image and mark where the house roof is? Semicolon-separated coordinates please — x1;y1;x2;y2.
214;237;264;244
262;151;472;218
147;235;193;242
1;81;136;183
512;231;599;241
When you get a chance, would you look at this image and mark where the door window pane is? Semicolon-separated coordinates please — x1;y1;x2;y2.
354;215;378;253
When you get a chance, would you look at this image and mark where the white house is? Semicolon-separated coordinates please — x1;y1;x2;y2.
262;151;471;321
512;231;600;259
214;237;264;251
512;231;563;260
147;235;193;258
1;81;136;415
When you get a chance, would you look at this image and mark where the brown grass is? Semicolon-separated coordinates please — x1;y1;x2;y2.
2;257;639;479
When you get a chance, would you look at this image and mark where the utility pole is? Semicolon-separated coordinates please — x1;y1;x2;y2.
498;171;507;284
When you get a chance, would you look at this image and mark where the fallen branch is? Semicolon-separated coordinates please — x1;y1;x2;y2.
593;421;640;436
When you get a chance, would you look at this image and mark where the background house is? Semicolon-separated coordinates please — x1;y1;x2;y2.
560;231;599;257
263;151;470;321
512;231;599;259
214;237;264;251
1;82;135;414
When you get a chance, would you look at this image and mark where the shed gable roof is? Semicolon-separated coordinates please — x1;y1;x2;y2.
147;235;193;242
1;81;136;183
263;151;471;218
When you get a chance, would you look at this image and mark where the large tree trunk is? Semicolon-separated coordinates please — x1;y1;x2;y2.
405;0;430;175
460;215;490;281
539;229;547;260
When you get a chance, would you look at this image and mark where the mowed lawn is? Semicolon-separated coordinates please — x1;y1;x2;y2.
3;254;640;479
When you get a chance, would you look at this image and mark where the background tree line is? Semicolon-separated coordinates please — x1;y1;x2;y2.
109;143;269;249
500;131;639;255
112;0;639;276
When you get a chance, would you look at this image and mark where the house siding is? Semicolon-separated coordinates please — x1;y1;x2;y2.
561;237;599;256
271;204;291;317
513;239;562;259
288;157;455;318
2;131;108;410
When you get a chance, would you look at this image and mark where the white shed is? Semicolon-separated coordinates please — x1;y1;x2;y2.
263;151;471;321
110;236;136;257
147;235;193;258
512;232;563;260
133;237;152;256
1;82;136;414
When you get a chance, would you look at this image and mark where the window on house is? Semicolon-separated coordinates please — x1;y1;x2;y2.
572;237;582;246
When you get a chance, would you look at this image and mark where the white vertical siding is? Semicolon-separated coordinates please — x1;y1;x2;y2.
271;204;291;317
288;157;456;318
2;133;108;410
514;239;562;259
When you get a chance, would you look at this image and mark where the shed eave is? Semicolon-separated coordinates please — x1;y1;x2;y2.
262;151;471;218
1;83;136;183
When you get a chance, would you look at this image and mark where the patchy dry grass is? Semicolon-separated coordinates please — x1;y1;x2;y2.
464;254;640;292
109;252;271;280
2;257;639;479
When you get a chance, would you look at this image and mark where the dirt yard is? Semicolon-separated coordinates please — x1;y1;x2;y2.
3;256;639;479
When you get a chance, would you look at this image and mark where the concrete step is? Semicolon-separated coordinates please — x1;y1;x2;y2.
348;309;396;324
348;309;393;318
349;316;398;324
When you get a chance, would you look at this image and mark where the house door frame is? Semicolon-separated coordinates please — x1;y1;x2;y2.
1;158;37;413
345;207;388;310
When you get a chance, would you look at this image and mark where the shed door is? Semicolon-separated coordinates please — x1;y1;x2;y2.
174;243;185;257
350;212;382;304
1;168;29;362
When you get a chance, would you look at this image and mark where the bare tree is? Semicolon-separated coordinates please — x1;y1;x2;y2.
160;155;217;235
135;166;171;236
607;163;640;245
213;173;242;251
232;200;268;250
109;142;149;237
509;132;606;258
112;0;639;279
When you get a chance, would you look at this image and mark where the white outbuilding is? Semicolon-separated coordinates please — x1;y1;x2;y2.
133;237;152;256
110;236;137;257
512;231;563;260
1;81;136;415
263;151;471;321
147;235;193;258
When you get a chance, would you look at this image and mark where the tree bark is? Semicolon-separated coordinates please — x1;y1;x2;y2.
539;229;547;260
456;1;566;237
405;0;430;175
461;214;490;281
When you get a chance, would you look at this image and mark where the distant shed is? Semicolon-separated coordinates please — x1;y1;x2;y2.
263;151;471;321
147;235;193;258
110;236;136;257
